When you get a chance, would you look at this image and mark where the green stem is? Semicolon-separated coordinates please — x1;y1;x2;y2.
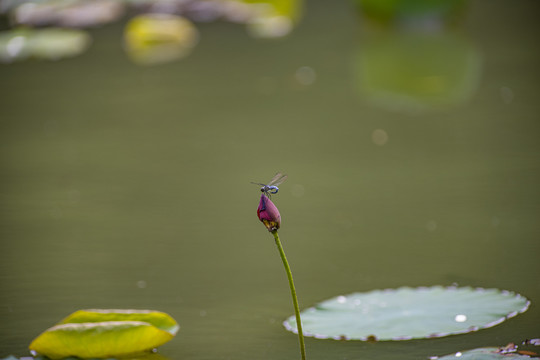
271;230;306;360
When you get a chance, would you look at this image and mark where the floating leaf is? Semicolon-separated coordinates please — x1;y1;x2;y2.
123;14;199;65
11;0;125;28
284;286;530;341
58;309;179;335
0;28;91;63
436;347;533;359
244;0;303;39
29;309;179;359
2;353;169;360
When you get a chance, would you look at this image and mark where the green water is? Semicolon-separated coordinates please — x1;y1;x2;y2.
1;1;539;359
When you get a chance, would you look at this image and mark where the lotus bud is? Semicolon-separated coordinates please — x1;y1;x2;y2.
257;194;281;232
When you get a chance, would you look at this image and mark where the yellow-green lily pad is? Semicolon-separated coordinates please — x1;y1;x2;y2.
123;14;199;65
58;309;179;334
29;309;179;359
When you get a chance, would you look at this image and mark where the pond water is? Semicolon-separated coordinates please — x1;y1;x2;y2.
1;1;539;359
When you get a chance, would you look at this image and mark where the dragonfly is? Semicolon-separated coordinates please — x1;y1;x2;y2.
252;173;288;197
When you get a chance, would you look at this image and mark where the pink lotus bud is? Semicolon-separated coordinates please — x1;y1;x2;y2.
257;193;281;232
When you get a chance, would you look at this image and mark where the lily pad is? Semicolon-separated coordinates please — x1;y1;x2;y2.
284;286;530;341
2;353;169;360
58;309;179;334
0;27;91;63
123;14;199;65
29;309;179;359
436;347;534;359
244;0;303;39
11;0;125;28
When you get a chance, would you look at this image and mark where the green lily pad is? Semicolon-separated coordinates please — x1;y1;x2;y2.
436;347;534;359
284;286;530;341
29;309;179;359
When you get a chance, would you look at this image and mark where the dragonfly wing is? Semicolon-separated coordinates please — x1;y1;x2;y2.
268;173;288;187
267;173;283;186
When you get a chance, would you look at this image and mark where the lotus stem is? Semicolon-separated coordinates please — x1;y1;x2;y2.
271;230;306;360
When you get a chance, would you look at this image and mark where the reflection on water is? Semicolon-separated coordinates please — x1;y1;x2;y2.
294;66;317;86
355;0;482;113
371;129;389;146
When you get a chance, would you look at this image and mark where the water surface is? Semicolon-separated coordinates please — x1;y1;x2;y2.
1;1;539;359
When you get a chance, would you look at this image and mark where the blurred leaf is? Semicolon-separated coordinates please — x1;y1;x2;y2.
242;0;303;38
284;286;530;341
124;14;199;66
0;27;91;63
11;0;125;28
356;0;466;24
29;309;179;359
356;29;481;113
